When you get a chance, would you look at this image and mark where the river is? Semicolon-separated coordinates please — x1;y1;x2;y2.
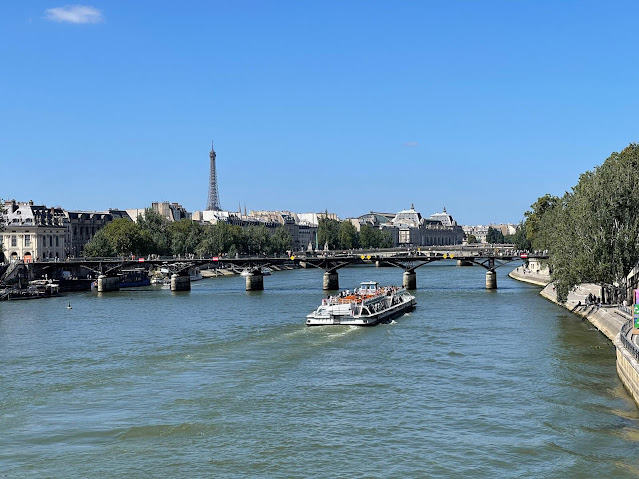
2;263;639;478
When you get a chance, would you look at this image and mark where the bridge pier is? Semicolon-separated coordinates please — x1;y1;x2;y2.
97;274;120;292
171;274;191;291
246;271;264;291
323;271;339;290
485;270;497;289
457;260;473;266
403;271;417;290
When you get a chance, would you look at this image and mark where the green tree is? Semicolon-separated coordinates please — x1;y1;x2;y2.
338;221;359;249
466;234;478;244
268;226;292;254
196;222;235;256
542;144;639;302
168;220;202;256
511;222;531;250
137;209;171;255
317;216;340;250
244;225;270;255
359;225;392;249
101;218;147;256
524;193;559;251
486;227;504;244
83;229;115;257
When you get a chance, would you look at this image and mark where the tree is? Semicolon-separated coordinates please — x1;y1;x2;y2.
196;222;234;256
338;220;359;250
511;223;531;250
524;193;559;251
540;143;639;302
137;209;171;255
83;229;115;257
466;234;478;244
359;225;392;248
268;226;292;254
100;218;147;256
317;216;340;250
168;219;202;256
486;227;504;244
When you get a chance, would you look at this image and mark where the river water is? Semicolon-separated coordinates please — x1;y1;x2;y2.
2;263;639;478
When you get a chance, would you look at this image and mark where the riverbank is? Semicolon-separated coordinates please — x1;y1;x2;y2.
509;266;627;341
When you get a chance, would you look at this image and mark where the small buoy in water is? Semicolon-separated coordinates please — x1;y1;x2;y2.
67;302;72;309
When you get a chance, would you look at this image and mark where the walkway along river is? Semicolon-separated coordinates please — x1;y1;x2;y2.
2;263;639;477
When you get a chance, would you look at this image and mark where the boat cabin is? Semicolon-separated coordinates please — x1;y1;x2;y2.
359;281;380;293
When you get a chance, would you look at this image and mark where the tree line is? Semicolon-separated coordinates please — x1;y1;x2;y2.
516;143;639;303
316;217;393;250
83;209;293;258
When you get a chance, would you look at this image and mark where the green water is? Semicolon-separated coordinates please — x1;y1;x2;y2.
2;264;639;478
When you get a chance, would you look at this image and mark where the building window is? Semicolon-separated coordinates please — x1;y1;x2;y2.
25;235;31;247
11;235;17;247
49;236;53;247
56;236;59;247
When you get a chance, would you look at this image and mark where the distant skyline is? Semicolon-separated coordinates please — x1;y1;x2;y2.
2;1;638;224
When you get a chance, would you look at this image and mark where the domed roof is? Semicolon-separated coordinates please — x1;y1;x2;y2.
392;204;422;227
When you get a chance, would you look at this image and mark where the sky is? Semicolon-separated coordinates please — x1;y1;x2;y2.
1;1;638;225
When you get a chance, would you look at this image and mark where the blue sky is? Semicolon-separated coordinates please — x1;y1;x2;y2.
2;1;638;224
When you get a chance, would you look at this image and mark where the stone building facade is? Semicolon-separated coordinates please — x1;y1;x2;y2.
1;200;66;262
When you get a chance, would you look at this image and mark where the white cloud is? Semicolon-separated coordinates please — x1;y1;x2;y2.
45;5;103;24
403;141;418;147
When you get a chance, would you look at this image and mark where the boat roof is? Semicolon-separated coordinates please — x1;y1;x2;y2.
360;281;379;286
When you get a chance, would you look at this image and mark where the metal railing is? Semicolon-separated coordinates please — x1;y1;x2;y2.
620;320;639;362
618;304;633;317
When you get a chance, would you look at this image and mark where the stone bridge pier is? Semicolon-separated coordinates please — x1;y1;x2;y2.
485;270;497;289
97;274;120;292
403;271;417;290
246;271;264;291
171;274;191;291
323;271;339;290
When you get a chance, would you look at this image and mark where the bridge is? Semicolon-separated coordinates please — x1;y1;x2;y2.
2;247;548;293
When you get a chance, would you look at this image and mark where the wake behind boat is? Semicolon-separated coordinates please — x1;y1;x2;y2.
306;281;416;326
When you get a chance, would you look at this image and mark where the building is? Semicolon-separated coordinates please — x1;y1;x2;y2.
390;205;464;247
461;223;517;243
1;200;67;262
462;225;489;243
64;209;130;256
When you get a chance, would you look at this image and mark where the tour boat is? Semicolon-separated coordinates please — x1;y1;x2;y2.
306;281;416;326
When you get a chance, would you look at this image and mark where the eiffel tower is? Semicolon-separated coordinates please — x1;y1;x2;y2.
206;140;221;211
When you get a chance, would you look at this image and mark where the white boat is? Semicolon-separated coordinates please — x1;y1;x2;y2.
306;281;416;326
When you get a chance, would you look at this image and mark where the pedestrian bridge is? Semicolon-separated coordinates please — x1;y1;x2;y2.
14;248;548;292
